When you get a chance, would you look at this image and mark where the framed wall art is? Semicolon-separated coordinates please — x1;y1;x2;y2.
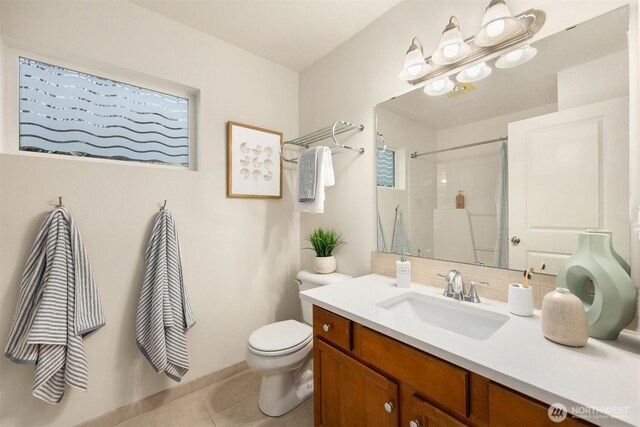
227;121;283;198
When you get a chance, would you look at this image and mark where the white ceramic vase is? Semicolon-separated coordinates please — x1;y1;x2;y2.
313;256;336;274
541;288;589;347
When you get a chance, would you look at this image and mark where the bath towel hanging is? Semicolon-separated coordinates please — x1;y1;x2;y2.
295;146;334;214
136;209;195;382
377;211;387;252
297;146;321;202
391;206;411;255
4;206;105;404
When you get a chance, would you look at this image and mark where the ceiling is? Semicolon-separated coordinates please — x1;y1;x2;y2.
378;6;629;130
131;0;401;71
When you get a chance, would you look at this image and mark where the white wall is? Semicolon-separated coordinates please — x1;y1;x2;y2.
299;0;634;277
0;1;299;426
558;49;629;110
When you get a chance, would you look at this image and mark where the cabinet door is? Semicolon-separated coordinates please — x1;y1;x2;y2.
406;394;469;427
488;383;591;427
314;338;398;427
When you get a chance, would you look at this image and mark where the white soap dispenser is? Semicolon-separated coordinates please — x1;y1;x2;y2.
396;254;411;288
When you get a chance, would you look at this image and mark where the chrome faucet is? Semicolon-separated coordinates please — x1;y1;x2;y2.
436;271;489;303
436;270;465;300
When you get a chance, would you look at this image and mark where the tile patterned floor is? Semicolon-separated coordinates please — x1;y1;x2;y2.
115;371;313;427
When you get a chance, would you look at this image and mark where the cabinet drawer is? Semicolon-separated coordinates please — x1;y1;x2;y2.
409;394;470;427
356;325;470;419
488;382;591;427
313;306;352;351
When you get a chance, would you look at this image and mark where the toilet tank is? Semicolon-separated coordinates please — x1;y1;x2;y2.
297;271;353;325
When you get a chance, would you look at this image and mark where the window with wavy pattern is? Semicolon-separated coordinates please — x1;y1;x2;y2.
376;147;395;187
19;57;190;167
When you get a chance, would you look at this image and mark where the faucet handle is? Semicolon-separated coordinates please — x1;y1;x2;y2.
436;273;455;297
465;281;489;303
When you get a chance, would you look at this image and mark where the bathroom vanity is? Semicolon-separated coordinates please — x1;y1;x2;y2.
301;275;640;427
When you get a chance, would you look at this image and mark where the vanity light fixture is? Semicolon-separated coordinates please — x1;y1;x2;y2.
475;0;523;47
424;77;454;96
456;62;492;82
495;45;537;69
432;17;470;65
398;3;544;86
399;37;431;81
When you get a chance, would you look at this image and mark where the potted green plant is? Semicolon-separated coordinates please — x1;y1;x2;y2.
306;228;346;274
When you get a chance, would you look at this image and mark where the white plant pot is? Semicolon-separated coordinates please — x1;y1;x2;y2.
313;256;336;274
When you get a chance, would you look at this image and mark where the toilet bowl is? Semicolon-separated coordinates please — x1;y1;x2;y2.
246;271;352;417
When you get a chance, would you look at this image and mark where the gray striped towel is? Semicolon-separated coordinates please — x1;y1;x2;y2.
136;210;195;382
4;207;105;404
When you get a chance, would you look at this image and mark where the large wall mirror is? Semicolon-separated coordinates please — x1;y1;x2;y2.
376;6;631;275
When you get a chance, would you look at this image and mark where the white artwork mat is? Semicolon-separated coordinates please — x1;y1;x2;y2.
230;124;281;197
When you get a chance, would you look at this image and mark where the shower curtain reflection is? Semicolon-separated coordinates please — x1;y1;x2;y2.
494;141;509;268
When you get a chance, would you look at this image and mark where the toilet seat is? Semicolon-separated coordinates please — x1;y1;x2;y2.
248;320;312;357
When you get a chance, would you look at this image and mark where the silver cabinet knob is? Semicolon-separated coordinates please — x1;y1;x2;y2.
409;420;420;427
511;236;521;246
384;402;394;413
322;324;331;332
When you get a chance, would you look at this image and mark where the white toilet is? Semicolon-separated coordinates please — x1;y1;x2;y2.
246;270;352;417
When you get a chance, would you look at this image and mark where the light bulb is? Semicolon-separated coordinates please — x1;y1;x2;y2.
495;45;537;69
407;64;422;76
506;48;524;62
467;64;482;77
424;77;454;96
432;79;446;91
486;19;505;38
443;44;460;59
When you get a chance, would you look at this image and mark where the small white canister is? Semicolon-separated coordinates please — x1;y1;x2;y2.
508;283;534;317
541;288;589;347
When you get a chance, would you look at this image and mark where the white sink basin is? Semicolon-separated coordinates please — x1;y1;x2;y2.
376;292;510;340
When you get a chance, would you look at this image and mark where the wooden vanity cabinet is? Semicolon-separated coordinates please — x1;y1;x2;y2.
314;338;399;427
488;383;589;427
407;392;469;427
312;305;591;427
313;305;352;352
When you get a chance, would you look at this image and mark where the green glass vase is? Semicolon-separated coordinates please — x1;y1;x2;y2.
556;231;635;340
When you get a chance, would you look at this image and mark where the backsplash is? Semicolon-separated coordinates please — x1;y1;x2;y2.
371;252;639;332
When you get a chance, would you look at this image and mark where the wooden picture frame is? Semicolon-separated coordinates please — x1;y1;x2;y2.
227;121;283;199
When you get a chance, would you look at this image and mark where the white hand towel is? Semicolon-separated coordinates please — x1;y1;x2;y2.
296;147;334;214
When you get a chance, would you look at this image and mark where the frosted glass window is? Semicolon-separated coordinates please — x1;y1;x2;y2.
377;147;395;187
19;57;189;167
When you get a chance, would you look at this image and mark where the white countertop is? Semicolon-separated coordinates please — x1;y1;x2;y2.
300;274;640;427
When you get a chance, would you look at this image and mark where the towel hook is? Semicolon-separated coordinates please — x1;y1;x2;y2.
160;200;167;211
376;132;387;155
57;197;64;207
